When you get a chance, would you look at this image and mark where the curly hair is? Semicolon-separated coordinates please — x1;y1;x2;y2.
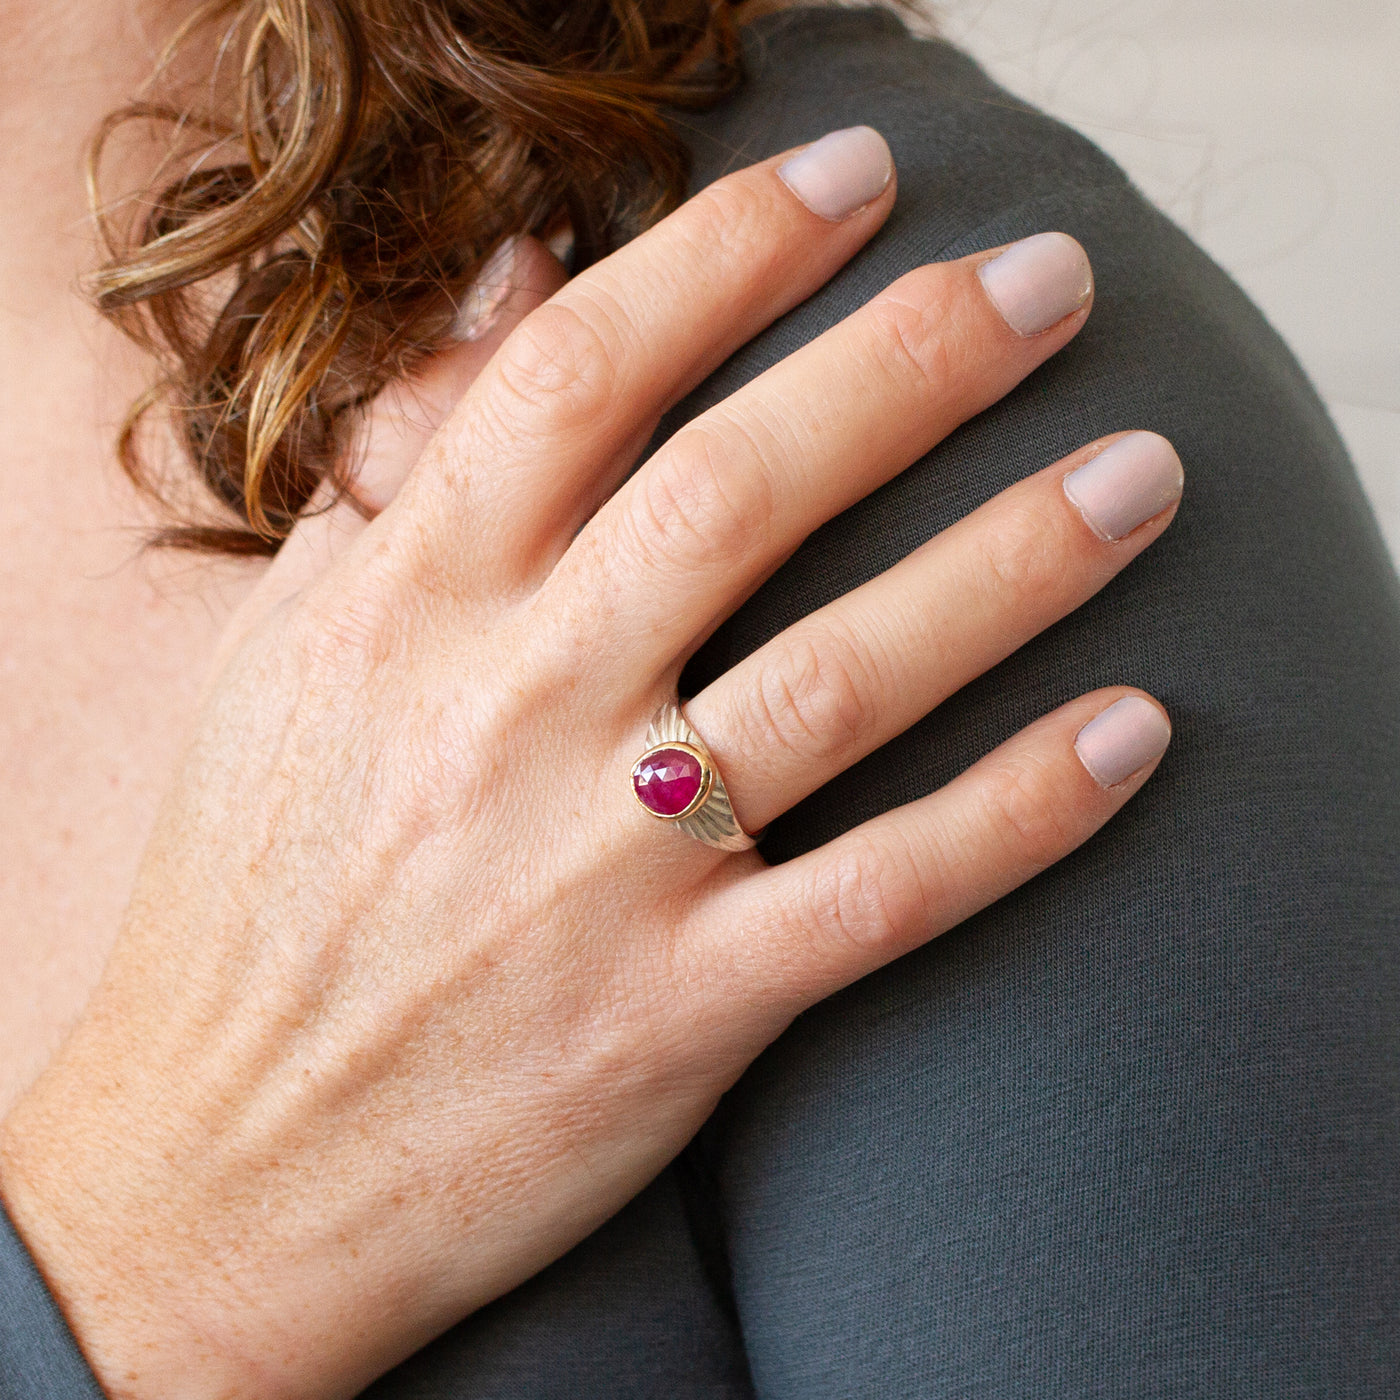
90;0;762;553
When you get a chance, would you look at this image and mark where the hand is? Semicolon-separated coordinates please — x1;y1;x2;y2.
0;127;1180;1399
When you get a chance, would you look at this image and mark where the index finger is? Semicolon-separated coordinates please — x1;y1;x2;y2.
394;127;897;585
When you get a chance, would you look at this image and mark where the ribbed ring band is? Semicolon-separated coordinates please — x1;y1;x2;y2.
629;701;757;852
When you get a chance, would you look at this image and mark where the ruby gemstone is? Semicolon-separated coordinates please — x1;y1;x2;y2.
632;747;704;818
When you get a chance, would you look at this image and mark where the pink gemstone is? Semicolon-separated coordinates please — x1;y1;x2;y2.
632;747;704;818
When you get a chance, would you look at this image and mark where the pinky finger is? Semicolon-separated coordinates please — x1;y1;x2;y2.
713;688;1171;1014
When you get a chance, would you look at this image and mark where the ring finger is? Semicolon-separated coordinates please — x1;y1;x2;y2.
684;430;1184;834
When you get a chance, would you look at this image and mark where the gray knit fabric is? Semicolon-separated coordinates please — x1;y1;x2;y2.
0;1209;102;1399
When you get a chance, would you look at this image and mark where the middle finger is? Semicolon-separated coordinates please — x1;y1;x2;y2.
559;231;1095;672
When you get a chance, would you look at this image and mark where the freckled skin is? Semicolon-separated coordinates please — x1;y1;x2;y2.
0;11;1173;1398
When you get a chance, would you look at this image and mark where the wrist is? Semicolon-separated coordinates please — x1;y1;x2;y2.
0;1037;278;1399
0;1001;475;1400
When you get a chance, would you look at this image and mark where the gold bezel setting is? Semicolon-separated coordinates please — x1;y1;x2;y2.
630;741;714;822
628;702;757;853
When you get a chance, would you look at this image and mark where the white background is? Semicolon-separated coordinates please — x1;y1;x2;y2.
928;0;1400;563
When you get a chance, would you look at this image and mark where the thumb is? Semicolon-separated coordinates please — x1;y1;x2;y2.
209;235;569;676
350;235;571;514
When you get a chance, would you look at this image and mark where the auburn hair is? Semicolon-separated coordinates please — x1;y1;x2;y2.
90;0;765;553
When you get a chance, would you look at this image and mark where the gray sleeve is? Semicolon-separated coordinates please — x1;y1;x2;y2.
0;1207;104;1399
665;10;1400;1397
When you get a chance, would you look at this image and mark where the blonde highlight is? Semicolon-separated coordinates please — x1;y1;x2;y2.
91;0;751;553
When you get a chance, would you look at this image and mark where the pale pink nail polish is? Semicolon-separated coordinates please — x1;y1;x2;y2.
1075;697;1172;788
977;232;1093;336
1064;433;1185;541
778;127;894;222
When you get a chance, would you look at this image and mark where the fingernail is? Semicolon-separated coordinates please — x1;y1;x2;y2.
1064;432;1184;541
977;232;1093;336
452;237;520;341
778;127;893;222
1075;697;1172;788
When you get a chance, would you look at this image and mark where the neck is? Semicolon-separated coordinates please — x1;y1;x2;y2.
0;3;260;1121
0;0;215;551
0;1;187;311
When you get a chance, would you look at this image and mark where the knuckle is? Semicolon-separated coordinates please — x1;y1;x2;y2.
677;177;775;273
292;581;406;688
808;835;922;955
630;423;774;574
488;297;623;433
971;499;1062;600
289;539;430;688
866;269;962;390
983;755;1079;870
751;628;877;765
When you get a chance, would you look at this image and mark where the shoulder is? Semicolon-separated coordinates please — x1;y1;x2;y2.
676;5;1320;431
672;9;1398;870
683;5;1129;249
676;5;1346;519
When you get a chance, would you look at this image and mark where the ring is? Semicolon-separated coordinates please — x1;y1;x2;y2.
630;701;757;852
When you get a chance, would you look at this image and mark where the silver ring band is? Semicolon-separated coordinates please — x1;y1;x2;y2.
630;702;757;852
